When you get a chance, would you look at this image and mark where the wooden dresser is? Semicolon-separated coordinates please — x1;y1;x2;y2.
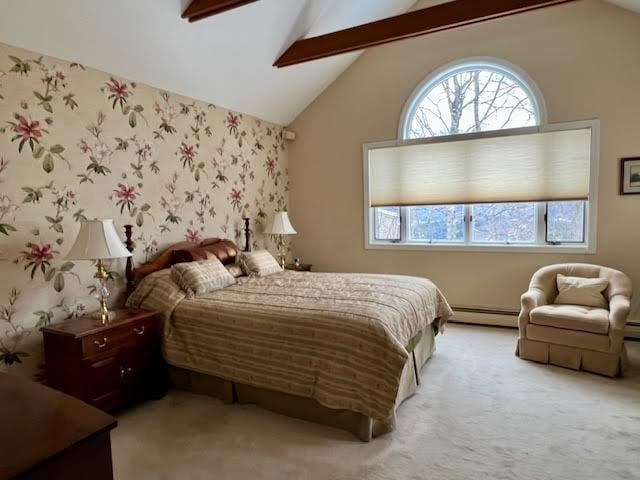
42;308;166;412
0;372;117;480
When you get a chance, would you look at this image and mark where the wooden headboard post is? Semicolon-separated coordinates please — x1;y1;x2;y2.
243;217;251;252
124;224;135;294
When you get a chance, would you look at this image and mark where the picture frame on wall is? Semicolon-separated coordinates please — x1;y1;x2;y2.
620;157;640;195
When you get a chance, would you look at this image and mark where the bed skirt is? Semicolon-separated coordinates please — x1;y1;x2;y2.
168;325;437;441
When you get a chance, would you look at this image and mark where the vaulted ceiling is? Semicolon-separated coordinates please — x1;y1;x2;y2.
0;0;416;125
0;0;637;125
607;0;640;12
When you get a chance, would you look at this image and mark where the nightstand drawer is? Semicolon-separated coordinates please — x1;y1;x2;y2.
82;328;131;359
129;315;158;345
81;316;156;359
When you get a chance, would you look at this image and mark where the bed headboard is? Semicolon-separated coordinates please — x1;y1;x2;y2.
124;217;252;294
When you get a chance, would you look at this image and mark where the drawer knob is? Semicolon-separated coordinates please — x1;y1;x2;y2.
133;325;145;335
94;337;109;349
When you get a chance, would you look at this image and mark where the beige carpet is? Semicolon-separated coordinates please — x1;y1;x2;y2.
112;324;640;479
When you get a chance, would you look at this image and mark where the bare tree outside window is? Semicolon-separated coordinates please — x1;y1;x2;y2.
407;67;537;139
546;201;585;243
472;203;536;243
408;205;464;242
374;207;400;241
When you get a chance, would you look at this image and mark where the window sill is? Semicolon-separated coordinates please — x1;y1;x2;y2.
366;242;595;254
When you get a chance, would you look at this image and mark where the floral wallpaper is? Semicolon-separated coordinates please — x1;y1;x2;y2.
0;42;289;375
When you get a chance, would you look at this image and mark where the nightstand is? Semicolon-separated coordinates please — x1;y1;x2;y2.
42;308;166;412
285;263;312;272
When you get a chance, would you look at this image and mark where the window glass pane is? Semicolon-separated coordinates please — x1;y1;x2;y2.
408;205;464;242
374;207;400;241
472;203;536;243
546;201;585;243
407;67;537;139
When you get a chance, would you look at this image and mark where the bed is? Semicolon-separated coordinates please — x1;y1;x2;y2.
123;222;452;441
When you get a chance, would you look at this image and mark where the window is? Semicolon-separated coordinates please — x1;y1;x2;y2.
403;61;538;139
408;205;465;243
366;59;597;253
374;207;400;241
471;203;536;244
546;201;586;244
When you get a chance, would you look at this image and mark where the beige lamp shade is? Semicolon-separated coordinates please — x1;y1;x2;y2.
66;219;132;260
265;212;296;235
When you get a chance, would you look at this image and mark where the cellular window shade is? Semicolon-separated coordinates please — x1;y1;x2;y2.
369;128;592;207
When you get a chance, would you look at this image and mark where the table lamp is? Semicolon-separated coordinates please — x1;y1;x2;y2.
265;212;296;268
66;219;132;324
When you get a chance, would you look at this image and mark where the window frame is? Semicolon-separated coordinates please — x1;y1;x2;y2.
363;120;600;254
398;57;548;140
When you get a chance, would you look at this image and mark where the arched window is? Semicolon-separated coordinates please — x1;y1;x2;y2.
401;60;543;140
368;59;595;252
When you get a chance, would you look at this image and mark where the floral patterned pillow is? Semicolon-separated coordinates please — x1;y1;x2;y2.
238;250;282;277
171;258;235;297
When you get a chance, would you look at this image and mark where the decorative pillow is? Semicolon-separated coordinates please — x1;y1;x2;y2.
238;250;283;277
171;240;241;266
225;264;244;278
554;274;608;308
172;246;219;264
171;258;235;297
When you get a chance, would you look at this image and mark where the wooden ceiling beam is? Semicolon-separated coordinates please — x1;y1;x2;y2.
182;0;259;23
274;0;578;68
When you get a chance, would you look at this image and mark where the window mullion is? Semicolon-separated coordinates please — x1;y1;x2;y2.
401;207;408;243
464;205;472;245
536;203;547;245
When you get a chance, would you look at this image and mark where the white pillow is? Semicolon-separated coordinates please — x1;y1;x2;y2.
554;274;608;308
171;258;235;297
238;250;283;277
225;264;244;278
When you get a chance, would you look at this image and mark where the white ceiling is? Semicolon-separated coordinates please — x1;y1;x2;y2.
607;0;640;13
0;0;637;126
0;0;415;126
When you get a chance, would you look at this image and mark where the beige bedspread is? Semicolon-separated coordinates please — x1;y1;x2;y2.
127;270;452;428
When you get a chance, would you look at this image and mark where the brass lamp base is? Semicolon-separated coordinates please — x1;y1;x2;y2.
93;259;111;325
276;235;286;268
91;299;111;325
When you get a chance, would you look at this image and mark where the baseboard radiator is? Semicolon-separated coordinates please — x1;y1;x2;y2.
450;305;640;339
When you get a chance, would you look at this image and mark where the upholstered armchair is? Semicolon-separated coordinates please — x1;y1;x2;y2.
517;263;632;377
